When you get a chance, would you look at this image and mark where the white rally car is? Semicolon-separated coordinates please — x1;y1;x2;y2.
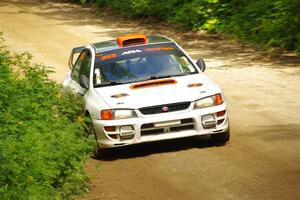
63;34;230;153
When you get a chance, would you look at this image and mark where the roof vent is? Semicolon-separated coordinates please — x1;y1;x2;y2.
116;34;147;47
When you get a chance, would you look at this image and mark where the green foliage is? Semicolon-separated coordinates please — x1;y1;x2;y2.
217;0;300;50
75;0;300;51
0;34;93;200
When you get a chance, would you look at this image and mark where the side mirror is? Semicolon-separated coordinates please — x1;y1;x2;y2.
196;58;206;72
79;75;89;89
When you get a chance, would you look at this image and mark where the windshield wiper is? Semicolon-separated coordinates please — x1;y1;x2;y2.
94;81;124;87
94;73;197;87
135;73;192;83
148;73;194;80
149;75;171;80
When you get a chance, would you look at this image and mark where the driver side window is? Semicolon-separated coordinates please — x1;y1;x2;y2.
71;50;92;84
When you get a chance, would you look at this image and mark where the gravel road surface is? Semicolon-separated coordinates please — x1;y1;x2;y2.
1;1;299;199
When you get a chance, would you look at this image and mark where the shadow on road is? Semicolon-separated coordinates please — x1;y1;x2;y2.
94;136;226;161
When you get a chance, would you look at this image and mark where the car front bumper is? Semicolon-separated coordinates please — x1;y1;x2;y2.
92;103;229;148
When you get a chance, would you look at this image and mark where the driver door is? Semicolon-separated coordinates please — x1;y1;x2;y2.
63;49;92;95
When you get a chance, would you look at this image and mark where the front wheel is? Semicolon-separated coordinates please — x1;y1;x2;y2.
85;116;108;158
211;128;230;144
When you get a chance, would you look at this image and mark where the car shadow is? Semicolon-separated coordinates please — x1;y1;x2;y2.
93;135;227;161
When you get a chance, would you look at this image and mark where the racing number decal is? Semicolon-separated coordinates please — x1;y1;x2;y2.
96;53;117;61
101;53;117;61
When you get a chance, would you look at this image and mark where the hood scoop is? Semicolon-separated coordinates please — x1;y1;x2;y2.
130;79;177;89
111;93;129;98
187;83;203;88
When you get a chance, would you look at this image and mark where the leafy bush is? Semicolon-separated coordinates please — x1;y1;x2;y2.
75;0;300;51
0;34;93;200
218;0;300;51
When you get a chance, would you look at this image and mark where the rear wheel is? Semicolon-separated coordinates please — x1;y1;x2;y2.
211;128;230;144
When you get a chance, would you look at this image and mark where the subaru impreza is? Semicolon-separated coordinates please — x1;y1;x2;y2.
63;34;230;153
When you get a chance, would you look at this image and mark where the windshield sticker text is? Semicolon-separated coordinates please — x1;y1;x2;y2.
145;47;175;52
121;49;142;55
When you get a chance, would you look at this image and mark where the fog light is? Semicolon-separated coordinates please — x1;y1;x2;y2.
217;119;225;125
120;126;134;136
217;110;226;117
108;134;118;140
104;126;116;132
201;114;216;129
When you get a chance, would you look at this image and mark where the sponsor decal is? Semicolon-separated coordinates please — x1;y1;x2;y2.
96;53;117;61
145;47;175;52
121;49;142;55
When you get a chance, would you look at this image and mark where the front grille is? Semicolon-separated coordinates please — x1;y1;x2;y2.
141;118;195;136
141;128;164;135
170;125;194;132
139;102;191;115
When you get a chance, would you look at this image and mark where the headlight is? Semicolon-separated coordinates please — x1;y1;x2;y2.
114;110;136;119
194;93;224;109
101;109;137;120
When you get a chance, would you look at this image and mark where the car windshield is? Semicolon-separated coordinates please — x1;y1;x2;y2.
93;43;198;87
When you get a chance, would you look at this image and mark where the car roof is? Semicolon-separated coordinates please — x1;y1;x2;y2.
91;35;174;53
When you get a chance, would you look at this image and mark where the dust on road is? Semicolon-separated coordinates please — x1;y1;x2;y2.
1;0;300;200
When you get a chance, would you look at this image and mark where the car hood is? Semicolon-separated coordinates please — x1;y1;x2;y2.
94;74;221;109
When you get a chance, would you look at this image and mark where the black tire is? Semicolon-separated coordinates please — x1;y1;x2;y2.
85;115;108;158
211;128;230;144
84;116;93;139
92;146;108;159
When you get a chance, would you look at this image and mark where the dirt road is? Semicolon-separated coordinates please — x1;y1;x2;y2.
1;1;300;199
